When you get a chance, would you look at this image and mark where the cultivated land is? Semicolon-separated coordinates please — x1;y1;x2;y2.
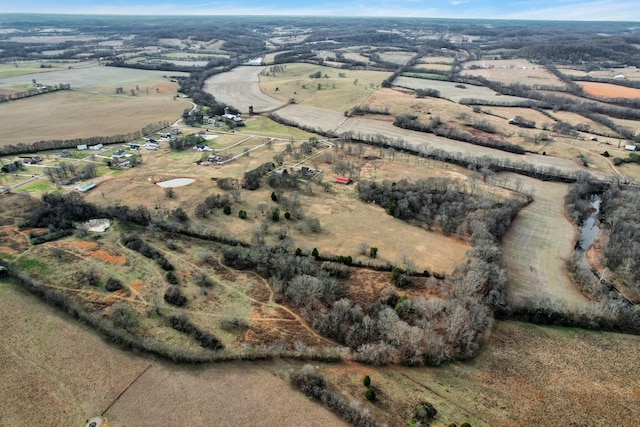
578;81;640;99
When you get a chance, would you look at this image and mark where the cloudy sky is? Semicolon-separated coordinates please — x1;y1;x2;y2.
2;0;639;22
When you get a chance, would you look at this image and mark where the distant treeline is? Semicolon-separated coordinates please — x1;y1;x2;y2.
0;84;71;103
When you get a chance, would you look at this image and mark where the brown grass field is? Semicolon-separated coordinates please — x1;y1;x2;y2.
578;81;640;99
0;90;187;146
500;174;588;309
0;281;346;427
461;59;567;88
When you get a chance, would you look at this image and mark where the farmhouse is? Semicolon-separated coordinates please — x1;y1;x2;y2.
112;149;126;159
146;142;159;150
335;176;351;185
89;143;104;150
22;156;42;165
57;150;72;158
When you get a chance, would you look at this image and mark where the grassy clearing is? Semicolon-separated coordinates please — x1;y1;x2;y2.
500;174;588;309
259;63;391;112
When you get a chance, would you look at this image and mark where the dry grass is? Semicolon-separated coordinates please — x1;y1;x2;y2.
500;173;588;309
0;90;186;147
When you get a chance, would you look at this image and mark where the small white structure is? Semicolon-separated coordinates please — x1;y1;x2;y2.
77;144;88;150
624;144;637;151
614;74;626;80
89;143;103;150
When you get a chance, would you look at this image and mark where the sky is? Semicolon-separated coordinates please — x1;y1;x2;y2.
2;0;640;22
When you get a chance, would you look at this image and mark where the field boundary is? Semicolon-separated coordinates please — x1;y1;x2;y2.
101;364;152;416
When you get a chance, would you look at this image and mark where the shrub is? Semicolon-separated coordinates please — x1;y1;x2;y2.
165;270;179;284
110;302;138;330
311;248;319;258
365;388;376;401
272;208;280;222
461;423;471;427
362;375;371;387
219;315;249;332
271;191;278;201
164;285;187;307
369;247;378;258
284;212;291;220
238;209;247;219
105;277;123;292
412;401;438;424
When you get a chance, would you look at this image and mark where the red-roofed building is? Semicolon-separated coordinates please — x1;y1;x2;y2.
335;176;351;185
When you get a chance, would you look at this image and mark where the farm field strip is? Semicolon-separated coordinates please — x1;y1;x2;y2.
393;76;530;104
500;174;588;309
0;64;188;91
332;116;584;174
270;104;348;133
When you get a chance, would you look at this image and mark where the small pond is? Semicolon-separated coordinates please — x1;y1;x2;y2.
576;196;601;256
156;178;195;188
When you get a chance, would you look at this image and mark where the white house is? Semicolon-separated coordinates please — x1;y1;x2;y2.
77;144;88;150
624;144;637;151
89;143;104;150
